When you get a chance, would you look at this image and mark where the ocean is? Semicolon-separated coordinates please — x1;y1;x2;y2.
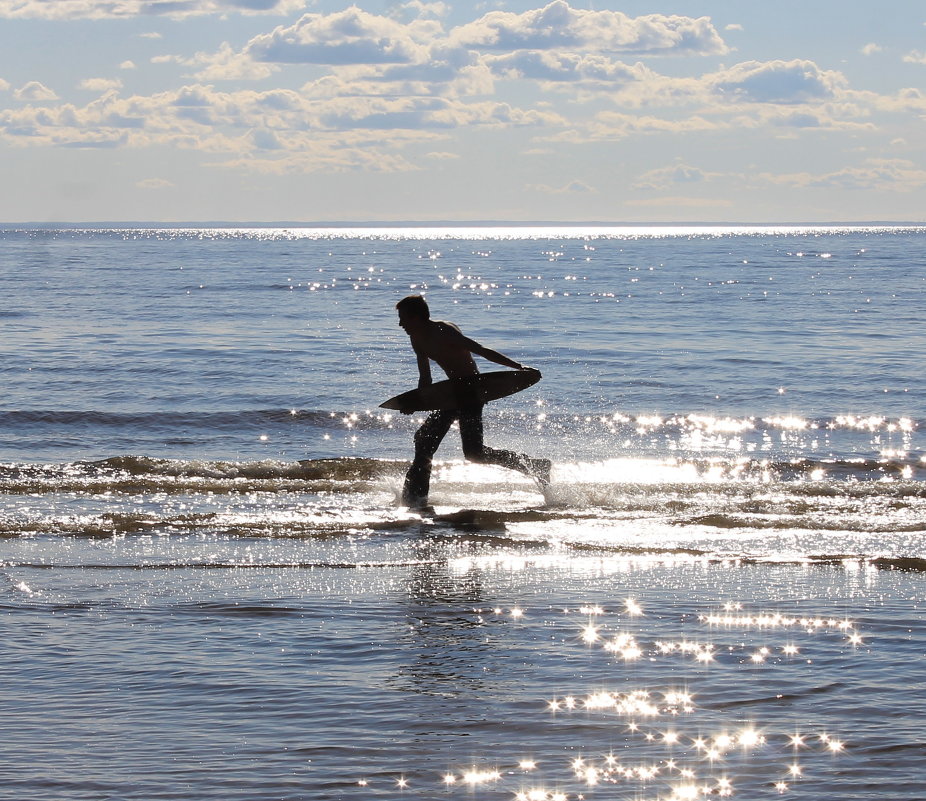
1;224;923;800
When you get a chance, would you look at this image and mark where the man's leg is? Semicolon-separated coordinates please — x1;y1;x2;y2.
458;406;551;484
403;410;455;506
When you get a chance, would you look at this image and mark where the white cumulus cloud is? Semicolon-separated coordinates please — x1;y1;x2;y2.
396;0;449;20
165;42;279;81
0;0;306;19
79;78;124;92
527;179;597;194
765;159;926;191
707;60;846;104
14;81;59;101
246;7;437;65
634;163;715;190
136;177;174;189
449;0;727;56
487;51;652;86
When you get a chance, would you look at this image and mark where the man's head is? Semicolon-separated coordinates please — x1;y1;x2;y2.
396;295;430;332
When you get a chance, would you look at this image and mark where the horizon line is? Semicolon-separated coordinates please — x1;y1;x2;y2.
2;219;925;228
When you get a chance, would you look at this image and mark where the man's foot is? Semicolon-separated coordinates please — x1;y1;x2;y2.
402;491;431;510
523;457;552;486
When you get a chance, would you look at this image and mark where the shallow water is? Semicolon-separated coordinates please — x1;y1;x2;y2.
3;554;923;800
0;225;924;799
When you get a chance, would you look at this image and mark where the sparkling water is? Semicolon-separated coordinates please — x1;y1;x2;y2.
0;225;923;800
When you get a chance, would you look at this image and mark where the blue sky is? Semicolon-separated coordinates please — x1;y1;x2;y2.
1;0;924;222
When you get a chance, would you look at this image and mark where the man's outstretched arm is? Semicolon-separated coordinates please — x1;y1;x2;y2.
471;344;526;370
461;335;533;371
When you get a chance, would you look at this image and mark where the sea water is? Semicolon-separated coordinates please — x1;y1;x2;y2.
0;225;923;800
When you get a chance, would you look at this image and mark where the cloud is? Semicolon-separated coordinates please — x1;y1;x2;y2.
861;43;882;56
166;42;279;81
120;61;137;70
486;51;652;86
551;72;874;144
725;24;743;32
449;1;727;56
516;57;856;115
526;180;597;194
630;158;926;198
0;78;10;92
183;11;494;95
2;3;917;185
626;195;733;208
862;86;926;114
902;50;926;65
246;7;437;66
395;0;449;21
196;4;724;94
763;159;926;192
58;132;127;148
569;111;722;142
633;163;716;190
250;127;283;150
79;78;124;92
314;46;495;98
314;95;563;130
0;0;306;19
707;60;846;104
212;129;433;174
14;81;59;101
755;107;874;131
0;81;561;174
136;177;174;189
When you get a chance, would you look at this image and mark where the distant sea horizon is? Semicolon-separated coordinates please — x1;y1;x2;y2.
2;219;925;228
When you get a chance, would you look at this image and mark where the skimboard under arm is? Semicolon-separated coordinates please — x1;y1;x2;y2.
380;368;541;413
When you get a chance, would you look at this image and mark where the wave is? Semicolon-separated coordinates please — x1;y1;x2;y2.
0;456;924;564
0;454;924;496
675;513;926;533
5;552;925;574
0;409;397;431
0;455;407;495
0;407;921;433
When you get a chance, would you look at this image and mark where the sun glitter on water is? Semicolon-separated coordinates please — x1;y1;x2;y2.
350;599;859;799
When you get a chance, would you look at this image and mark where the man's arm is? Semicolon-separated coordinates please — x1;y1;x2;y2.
415;351;432;388
469;342;526;370
456;332;532;371
395;350;432;415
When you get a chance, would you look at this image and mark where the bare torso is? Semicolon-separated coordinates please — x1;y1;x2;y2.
408;320;479;379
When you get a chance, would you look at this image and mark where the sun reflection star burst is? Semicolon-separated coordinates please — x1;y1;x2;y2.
581;624;600;644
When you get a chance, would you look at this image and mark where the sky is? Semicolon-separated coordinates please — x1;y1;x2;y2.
1;0;925;223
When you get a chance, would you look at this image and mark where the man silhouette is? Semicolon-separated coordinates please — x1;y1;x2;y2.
395;295;550;507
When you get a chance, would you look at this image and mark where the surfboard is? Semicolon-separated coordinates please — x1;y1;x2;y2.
380;369;541;413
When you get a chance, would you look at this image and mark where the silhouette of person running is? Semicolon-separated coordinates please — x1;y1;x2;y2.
395;295;550;507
